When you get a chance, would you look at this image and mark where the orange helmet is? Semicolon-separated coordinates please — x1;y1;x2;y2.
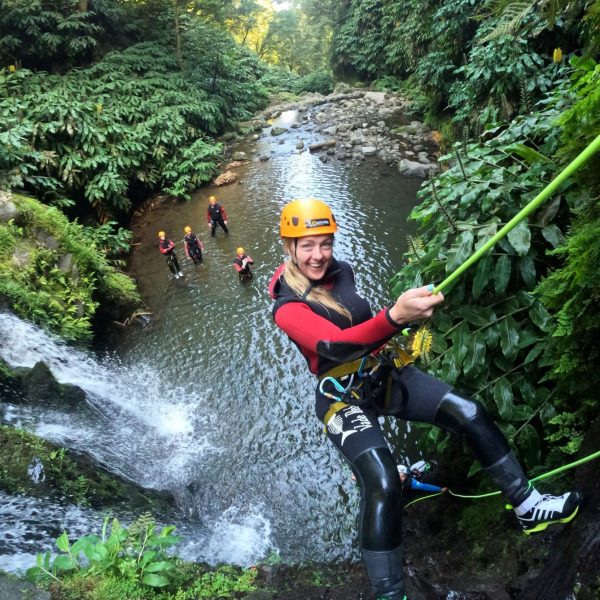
158;231;166;238
184;226;192;234
236;247;244;254
209;195;217;203
280;198;337;238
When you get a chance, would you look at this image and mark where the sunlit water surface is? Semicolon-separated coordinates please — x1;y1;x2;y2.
0;110;429;572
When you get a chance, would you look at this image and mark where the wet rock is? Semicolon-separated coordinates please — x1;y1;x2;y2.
231;151;248;161
309;140;336;153
57;253;79;283
258;154;270;162
398;158;431;178
213;171;238;186
270;127;288;136
19;361;86;408
237;118;267;132
364;91;387;104
0;191;18;222
11;244;31;270
220;132;236;141
361;146;377;157
295;140;304;150
0;574;50;600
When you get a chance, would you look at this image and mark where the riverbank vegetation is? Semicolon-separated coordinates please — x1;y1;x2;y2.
302;0;600;472
1;0;600;597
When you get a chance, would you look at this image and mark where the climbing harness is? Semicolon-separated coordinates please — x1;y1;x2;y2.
320;340;415;430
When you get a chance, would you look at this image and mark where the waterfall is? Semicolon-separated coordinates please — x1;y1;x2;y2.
0;311;213;488
0;311;277;572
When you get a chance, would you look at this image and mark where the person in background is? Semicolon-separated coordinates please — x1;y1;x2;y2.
183;226;204;264
269;198;581;600
207;195;229;237
233;247;254;283
158;231;183;279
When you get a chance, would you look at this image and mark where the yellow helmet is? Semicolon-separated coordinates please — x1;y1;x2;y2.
158;231;166;238
184;226;192;234
280;198;337;238
209;195;217;203
236;247;244;254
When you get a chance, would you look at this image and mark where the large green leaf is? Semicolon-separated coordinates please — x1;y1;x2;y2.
446;230;474;272
506;221;531;256
541;224;565;248
456;305;494;327
511;404;534;421
484;324;500;350
517;424;541;468
450;321;470;367
142;573;170;587
144;561;174;573
524;343;544;364
472;254;492;299
463;333;486;378
529;301;552;332
53;555;76;572
493;377;514;420
505;143;553;164
432;310;453;332
494;255;511;293
442;351;460;385
499;315;520;360
519;254;536;288
56;532;70;553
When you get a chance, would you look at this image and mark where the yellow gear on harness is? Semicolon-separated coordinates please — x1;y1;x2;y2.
322;401;349;430
319;340;415;433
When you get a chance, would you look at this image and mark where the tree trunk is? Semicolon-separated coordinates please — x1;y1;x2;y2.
79;0;89;10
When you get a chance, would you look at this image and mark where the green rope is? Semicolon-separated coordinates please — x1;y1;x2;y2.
404;448;600;506
433;133;600;294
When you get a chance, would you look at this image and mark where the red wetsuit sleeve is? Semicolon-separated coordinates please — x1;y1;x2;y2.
274;302;400;365
221;206;228;221
184;241;190;257
207;207;212;223
233;261;242;272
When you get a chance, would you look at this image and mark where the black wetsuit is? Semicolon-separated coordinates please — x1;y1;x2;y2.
207;202;229;236
233;253;254;282
159;238;181;275
269;259;532;599
184;233;203;263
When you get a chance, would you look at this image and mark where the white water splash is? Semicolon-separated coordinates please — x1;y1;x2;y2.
180;504;276;567
0;311;215;488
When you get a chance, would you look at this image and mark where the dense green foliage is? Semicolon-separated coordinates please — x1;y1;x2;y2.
390;56;599;468
26;515;258;598
0;193;139;340
0;1;271;222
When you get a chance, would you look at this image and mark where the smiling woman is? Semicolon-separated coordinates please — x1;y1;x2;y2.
268;197;582;600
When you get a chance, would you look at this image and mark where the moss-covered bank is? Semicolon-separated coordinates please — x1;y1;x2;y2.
0;421;173;511
0;190;141;342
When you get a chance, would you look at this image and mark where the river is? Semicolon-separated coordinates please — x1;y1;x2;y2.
0;109;427;571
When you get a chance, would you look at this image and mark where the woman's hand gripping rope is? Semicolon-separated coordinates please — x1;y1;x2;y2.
389;284;445;325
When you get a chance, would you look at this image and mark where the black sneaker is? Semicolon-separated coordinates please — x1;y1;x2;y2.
517;491;581;535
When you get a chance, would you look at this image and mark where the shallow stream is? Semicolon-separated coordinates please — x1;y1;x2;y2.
0;109;428;571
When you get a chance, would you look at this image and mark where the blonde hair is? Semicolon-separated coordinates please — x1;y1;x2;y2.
282;238;353;323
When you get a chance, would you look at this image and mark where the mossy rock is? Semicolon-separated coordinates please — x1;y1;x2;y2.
0;191;142;342
0;425;174;511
